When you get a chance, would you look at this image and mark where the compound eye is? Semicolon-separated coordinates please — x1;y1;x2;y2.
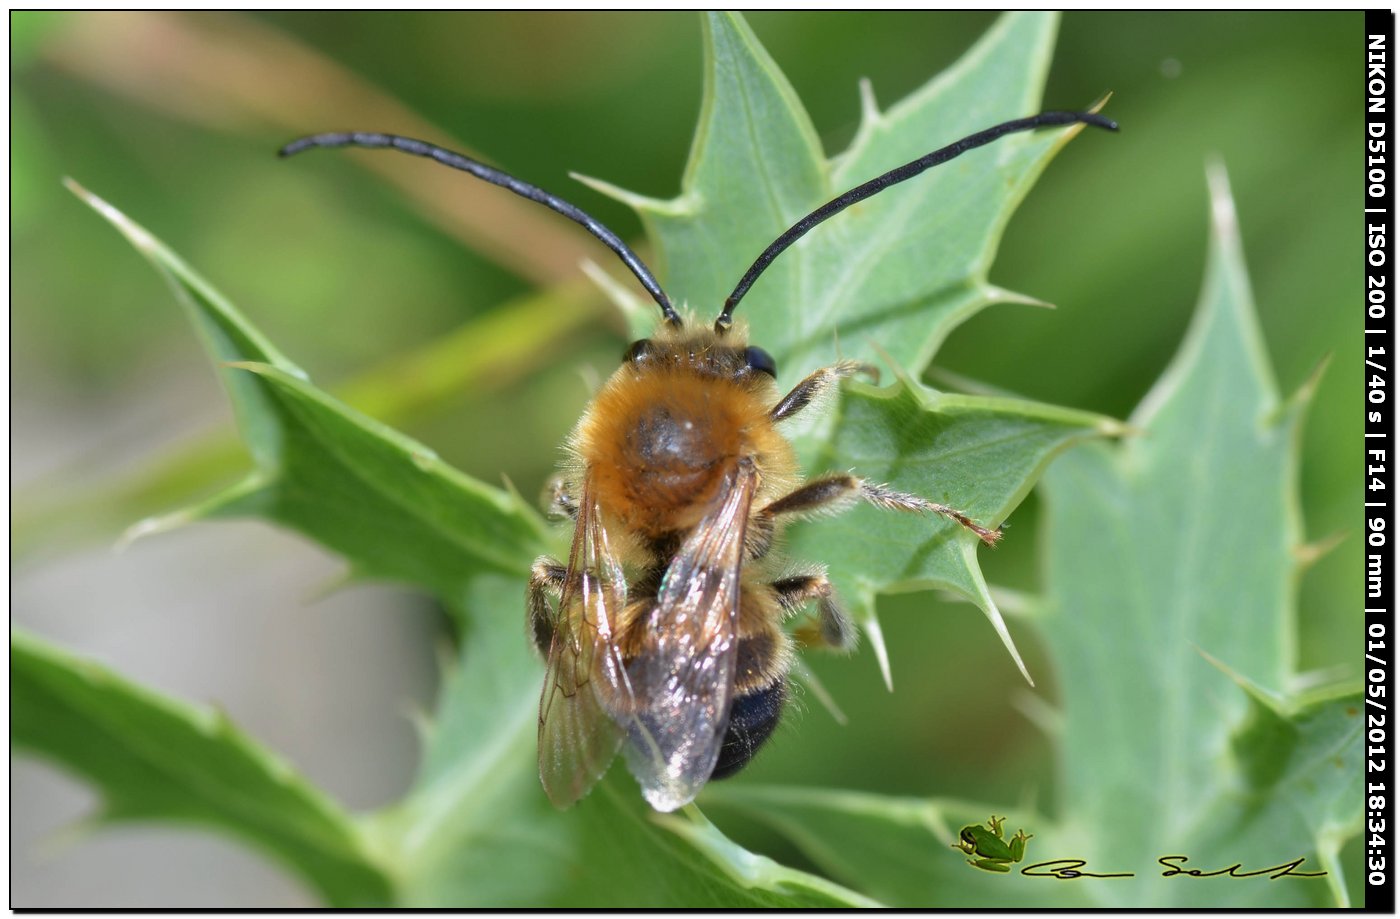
624;339;653;364
744;345;777;378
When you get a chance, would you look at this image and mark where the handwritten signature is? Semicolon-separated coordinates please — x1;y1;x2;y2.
1019;856;1327;880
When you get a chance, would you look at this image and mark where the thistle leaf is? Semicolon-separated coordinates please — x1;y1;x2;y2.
1033;167;1360;907
12;631;393;907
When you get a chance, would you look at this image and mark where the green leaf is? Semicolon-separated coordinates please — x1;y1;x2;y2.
720;170;1359;907
213;360;547;601
1227;676;1364;847
805;10;1069;375
600;12;1083;379
785;375;1120;683
1034;167;1357;907
12;630;393;907
66;180;550;613
581;10;826;344
1215;670;1363;907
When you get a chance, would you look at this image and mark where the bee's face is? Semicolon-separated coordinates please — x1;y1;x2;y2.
622;325;778;385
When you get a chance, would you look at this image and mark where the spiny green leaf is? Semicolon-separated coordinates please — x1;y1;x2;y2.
1033;168;1353;907
609;12;1089;381
587;10;826;345
1220;671;1363;907
12;630;393;907
803;10;1069;375
785;375;1121;684
67;181;550;614
213;360;548;600
1227;676;1363;842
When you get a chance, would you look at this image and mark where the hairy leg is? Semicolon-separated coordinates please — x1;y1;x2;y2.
770;570;857;651
760;474;1000;546
526;556;568;657
769;360;878;423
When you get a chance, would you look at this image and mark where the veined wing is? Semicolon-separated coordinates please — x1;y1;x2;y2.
537;474;632;808
623;457;758;812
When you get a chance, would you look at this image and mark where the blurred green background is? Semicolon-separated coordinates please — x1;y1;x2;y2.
12;11;1361;905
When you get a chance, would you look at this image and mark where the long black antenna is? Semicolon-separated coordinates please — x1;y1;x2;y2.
279;132;682;326
716;108;1118;331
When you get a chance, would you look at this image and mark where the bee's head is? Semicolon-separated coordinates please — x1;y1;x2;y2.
623;319;777;384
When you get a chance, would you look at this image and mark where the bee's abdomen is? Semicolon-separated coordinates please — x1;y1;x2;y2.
710;680;787;780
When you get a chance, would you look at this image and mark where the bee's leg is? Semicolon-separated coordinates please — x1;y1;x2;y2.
761;474;1000;546
858;480;1001;546
770;571;857;651
541;475;579;521
527;557;568;657
769;360;878;423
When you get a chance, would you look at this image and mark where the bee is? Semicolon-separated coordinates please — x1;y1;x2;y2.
281;106;1115;812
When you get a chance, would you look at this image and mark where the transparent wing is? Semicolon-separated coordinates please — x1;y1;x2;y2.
537;474;633;808
623;458;758;812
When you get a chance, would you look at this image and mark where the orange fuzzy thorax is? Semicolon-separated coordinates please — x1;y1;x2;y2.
571;323;796;541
